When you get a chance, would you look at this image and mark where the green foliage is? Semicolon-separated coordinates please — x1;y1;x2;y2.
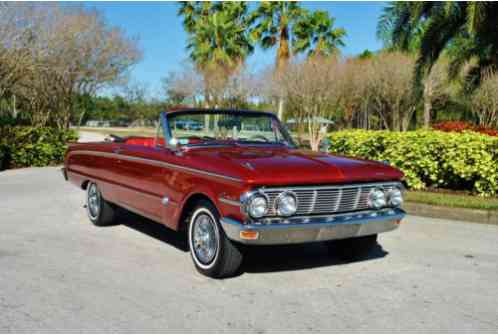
249;2;304;49
328;130;498;196
292;10;346;57
377;2;498;92
0;127;78;170
72;94;168;125
358;49;374;60
178;2;253;72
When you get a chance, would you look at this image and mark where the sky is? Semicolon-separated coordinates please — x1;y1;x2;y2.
84;1;387;98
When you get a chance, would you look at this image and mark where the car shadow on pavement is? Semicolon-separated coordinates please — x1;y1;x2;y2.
240;242;388;274
110;208;388;275
114;209;189;252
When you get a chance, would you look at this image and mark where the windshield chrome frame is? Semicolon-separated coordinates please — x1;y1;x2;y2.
160;112;173;148
161;109;297;149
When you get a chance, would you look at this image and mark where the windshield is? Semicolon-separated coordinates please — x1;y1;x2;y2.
166;112;295;147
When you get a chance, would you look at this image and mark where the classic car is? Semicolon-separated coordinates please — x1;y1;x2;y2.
62;109;405;278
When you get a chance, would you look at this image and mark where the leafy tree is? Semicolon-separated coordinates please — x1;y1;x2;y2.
249;2;305;72
178;1;253;106
249;2;306;119
292;10;346;58
377;2;498;91
0;3;140;129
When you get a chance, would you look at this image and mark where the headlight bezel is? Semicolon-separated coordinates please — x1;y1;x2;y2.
242;191;269;218
367;187;387;209
275;191;298;217
387;186;404;207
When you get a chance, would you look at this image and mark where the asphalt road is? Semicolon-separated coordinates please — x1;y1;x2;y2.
1;166;498;332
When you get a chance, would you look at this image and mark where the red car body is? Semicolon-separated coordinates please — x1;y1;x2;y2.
64;134;404;231
63;109;406;277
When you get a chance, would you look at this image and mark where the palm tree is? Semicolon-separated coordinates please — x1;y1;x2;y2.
249;2;305;119
249;2;305;73
377;2;498;90
292;10;346;58
178;2;253;106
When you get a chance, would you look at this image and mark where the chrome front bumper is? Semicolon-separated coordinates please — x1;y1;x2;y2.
220;208;405;245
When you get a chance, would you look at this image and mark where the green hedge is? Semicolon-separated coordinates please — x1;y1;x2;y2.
328;130;498;196
0;126;78;170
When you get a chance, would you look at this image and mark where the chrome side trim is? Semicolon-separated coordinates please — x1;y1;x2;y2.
219;197;241;207
68;150;243;183
67;170;178;207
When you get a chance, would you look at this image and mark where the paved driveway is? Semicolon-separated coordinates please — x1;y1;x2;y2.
1;166;497;332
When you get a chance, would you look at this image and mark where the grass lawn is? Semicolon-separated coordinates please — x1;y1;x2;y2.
78;127;155;137
406;190;498;211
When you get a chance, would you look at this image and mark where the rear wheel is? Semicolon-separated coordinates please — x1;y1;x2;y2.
188;200;242;278
86;182;115;226
325;234;378;260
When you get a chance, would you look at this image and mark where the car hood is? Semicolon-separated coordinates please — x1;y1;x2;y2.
184;146;404;186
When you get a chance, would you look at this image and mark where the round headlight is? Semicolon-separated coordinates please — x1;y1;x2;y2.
276;192;298;216
368;188;386;209
247;194;268;218
387;187;403;207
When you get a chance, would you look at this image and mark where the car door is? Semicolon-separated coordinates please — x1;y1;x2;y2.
113;117;181;225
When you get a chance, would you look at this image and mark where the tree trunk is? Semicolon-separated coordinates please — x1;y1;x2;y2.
277;97;285;120
275;26;290;121
276;26;290;72
423;80;432;128
77;111;86;128
392;108;400;131
11;94;17;119
423;99;432;128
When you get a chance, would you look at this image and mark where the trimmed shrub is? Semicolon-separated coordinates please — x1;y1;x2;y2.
0;126;78;170
328;130;498;196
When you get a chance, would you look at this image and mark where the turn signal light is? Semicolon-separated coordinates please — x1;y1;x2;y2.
240;230;259;240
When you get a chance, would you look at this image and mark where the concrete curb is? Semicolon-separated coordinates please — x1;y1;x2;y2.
404;202;498;225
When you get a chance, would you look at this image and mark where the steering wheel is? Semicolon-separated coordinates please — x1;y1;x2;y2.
249;135;270;142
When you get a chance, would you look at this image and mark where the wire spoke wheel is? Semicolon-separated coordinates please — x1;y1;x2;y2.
87;183;101;219
188;201;243;278
192;213;218;265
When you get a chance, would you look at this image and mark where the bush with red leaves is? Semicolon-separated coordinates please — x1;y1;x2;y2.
432;121;498;137
475;127;498;137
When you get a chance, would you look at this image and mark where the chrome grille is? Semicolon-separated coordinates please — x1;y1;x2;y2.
261;183;400;216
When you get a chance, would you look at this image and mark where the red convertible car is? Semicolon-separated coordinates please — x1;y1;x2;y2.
63;109;405;278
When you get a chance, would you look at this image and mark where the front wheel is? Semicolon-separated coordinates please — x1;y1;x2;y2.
188;200;243;278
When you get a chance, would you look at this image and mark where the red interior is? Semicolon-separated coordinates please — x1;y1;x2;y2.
125;137;164;147
124;136;207;147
